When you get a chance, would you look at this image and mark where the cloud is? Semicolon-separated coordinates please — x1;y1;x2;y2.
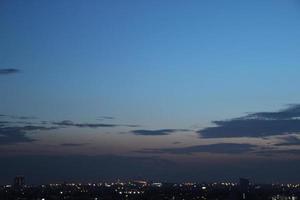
275;136;300;146
0;125;57;145
0;115;140;145
172;141;181;145
61;143;88;147
131;129;189;136
0;114;37;121
0;121;11;124
246;104;300;120
53;120;117;128
0;127;36;145
257;149;300;157
14;116;37;120
0;115;42;126
198;104;300;138
17;125;57;131
272;149;300;155
97;116;115;120
0;68;20;75
52;120;136;128
1;114;138;129
137;143;257;155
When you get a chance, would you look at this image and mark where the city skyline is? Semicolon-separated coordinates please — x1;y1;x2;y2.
1;0;300;184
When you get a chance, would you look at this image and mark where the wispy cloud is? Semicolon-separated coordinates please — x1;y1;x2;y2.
131;129;190;136
137;143;257;155
0;115;59;145
0;68;20;75
0;114;140;145
52;120;137;128
0;114;36;120
198;105;300;138
275;136;300;146
0;127;35;145
257;149;300;157
0;125;57;145
61;143;89;147
172;141;181;145
97;116;115;120
53;120;117;128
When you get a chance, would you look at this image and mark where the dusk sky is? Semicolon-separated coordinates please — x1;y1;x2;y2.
1;0;300;184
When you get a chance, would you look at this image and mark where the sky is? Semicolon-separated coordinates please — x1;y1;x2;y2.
1;0;300;184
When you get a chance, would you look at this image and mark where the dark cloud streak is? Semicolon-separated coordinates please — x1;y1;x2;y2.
137;143;257;155
131;129;189;136
257;149;300;157
52;120;137;128
61;143;88;147
275;136;300;146
97;116;115;120
0;125;57;145
0;68;20;75
198;105;300;138
0;116;139;145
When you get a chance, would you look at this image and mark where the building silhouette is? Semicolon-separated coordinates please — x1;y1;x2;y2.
14;176;25;187
239;178;250;199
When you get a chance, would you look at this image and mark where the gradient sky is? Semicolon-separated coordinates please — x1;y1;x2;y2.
1;0;300;184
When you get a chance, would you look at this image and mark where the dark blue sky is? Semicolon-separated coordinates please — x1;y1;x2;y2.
1;0;300;184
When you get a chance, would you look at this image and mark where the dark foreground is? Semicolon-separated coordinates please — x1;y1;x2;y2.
1;180;299;200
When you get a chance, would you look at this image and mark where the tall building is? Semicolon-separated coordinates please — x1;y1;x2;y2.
239;178;249;191
14;176;25;187
239;178;250;200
